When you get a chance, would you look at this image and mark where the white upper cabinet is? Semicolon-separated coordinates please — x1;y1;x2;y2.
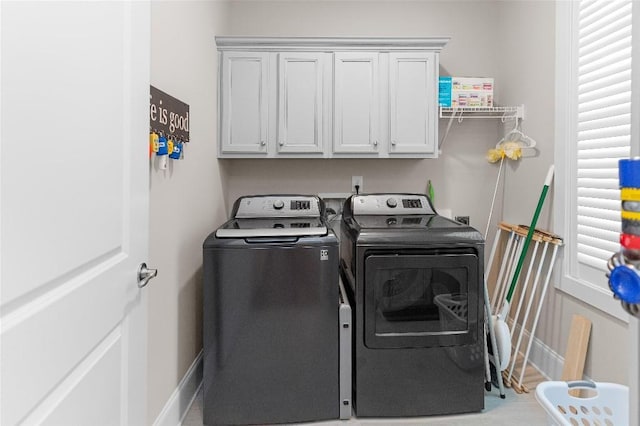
220;51;271;154
333;52;380;154
277;52;329;155
388;52;437;155
216;37;449;158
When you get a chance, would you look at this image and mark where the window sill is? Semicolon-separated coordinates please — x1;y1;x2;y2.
556;274;630;323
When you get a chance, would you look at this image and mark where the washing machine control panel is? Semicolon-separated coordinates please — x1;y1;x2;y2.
234;195;321;218
351;194;435;215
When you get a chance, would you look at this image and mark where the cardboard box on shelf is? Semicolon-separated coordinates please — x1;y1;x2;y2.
439;76;494;108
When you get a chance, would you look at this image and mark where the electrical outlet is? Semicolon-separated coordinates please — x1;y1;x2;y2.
455;216;470;225
351;176;363;193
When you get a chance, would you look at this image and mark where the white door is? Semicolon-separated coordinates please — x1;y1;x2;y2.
1;2;150;425
333;52;380;154
220;51;271;154
277;52;328;155
388;52;437;156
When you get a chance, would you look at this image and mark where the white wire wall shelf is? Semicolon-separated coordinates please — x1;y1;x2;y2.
439;105;524;119
439;105;525;151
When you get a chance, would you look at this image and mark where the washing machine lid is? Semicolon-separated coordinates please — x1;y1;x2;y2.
215;218;328;238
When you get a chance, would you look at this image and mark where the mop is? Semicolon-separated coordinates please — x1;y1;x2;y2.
482;156;507;397
482;123;537;395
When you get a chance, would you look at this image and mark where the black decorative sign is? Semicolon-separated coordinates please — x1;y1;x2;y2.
149;85;190;142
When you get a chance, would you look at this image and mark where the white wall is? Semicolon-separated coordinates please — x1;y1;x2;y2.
224;0;631;385
149;1;229;422
497;1;629;385
144;2;630;420
225;0;505;233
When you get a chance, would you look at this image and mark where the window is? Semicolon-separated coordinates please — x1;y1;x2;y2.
555;0;633;321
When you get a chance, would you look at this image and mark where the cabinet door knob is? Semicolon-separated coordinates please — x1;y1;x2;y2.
373;140;378;147
391;140;397;146
260;140;266;146
279;141;284;146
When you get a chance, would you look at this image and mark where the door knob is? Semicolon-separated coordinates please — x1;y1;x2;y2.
137;263;157;288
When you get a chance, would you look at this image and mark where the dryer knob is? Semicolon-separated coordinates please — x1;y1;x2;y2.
386;198;398;208
273;200;285;210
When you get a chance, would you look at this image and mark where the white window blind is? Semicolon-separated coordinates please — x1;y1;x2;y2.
576;0;632;285
556;0;634;319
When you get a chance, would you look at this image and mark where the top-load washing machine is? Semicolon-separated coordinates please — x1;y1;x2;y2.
340;193;485;418
202;195;349;425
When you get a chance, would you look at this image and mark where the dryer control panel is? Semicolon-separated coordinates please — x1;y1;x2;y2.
350;194;436;216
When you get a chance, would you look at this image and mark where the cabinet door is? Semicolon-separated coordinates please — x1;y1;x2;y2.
277;52;328;154
220;52;270;154
388;52;437;156
333;52;379;154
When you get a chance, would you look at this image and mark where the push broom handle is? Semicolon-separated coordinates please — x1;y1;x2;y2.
505;165;555;303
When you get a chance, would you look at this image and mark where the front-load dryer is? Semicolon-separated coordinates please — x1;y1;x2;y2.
340;193;485;418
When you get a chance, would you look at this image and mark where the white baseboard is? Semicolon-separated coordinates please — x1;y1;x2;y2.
508;322;565;381
153;350;203;426
526;335;564;381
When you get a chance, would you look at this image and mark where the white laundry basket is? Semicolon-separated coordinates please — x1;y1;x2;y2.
433;293;483;370
535;380;629;426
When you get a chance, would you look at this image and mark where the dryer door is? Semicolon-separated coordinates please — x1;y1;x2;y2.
363;252;481;349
